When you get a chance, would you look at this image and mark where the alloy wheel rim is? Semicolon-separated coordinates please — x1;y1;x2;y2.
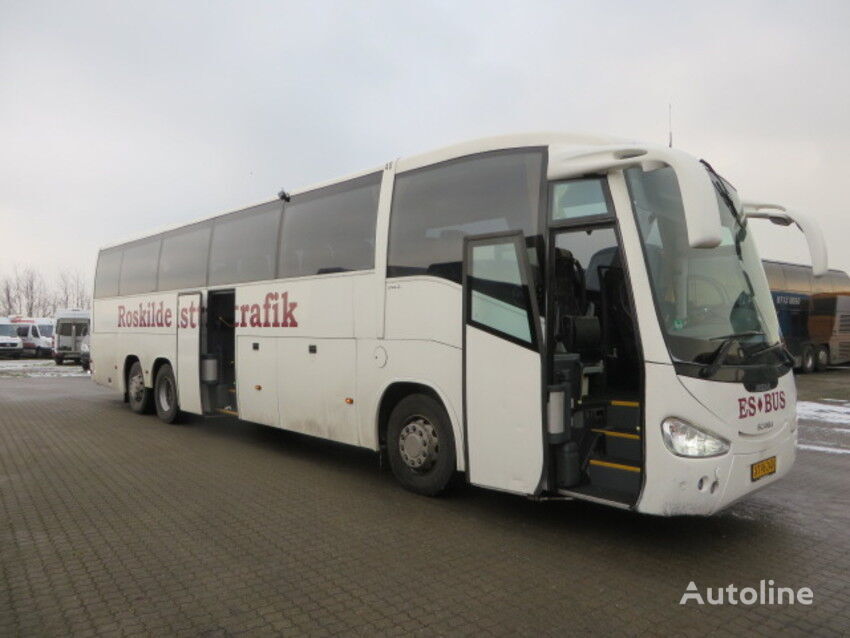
399;416;439;473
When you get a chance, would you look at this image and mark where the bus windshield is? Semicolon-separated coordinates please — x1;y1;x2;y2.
626;165;783;374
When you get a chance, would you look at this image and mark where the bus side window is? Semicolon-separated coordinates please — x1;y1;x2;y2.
209;201;281;286
119;238;161;296
388;150;544;284
94;248;123;299
279;172;381;278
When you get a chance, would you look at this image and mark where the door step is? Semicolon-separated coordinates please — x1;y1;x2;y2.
588;456;642;494
591;428;641;461
558;484;634;508
216;408;239;417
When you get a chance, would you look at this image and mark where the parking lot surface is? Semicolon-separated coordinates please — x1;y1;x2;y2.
1;370;849;636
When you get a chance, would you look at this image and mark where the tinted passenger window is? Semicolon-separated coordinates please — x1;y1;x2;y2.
551;178;610;221
388;150;544;283
158;223;212;290
279;173;381;278
94;249;123;298
469;242;534;344
119;239;161;295
209;202;282;286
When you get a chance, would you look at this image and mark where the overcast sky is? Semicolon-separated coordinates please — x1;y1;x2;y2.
2;0;849;282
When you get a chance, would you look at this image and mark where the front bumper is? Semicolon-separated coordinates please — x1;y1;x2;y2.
0;346;23;357
637;428;796;516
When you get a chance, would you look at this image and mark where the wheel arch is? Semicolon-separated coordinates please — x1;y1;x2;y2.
374;380;465;471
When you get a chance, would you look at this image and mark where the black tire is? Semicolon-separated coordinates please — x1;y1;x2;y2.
54;356;63;365
154;363;181;424
127;361;153;414
81;361;90;372
386;393;456;496
12;353;20;360
800;345;816;374
815;345;829;372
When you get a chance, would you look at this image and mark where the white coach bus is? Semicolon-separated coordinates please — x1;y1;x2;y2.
91;133;825;516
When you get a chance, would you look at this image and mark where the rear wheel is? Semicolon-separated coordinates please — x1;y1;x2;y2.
800;345;816;374
154;364;180;424
54;356;63;365
387;394;456;496
815;345;829;372
127;361;153;414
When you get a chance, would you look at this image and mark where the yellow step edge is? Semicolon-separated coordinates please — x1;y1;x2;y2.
610;400;640;408
216;408;238;417
591;428;640;440
589;459;641;473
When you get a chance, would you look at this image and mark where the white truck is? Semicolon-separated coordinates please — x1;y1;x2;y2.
0;317;24;359
12;317;55;357
53;309;90;365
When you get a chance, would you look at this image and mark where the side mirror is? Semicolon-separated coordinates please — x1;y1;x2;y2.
743;202;828;276
547;144;723;249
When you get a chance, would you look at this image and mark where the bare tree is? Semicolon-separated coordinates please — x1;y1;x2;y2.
0;265;91;318
17;267;48;317
0;272;18;316
53;270;90;311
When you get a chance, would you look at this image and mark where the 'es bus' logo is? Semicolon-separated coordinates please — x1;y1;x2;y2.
738;390;786;419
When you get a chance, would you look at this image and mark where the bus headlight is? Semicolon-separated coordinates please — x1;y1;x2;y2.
661;417;729;457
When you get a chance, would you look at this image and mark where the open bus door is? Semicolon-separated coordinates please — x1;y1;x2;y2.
176;292;203;415
463;232;545;495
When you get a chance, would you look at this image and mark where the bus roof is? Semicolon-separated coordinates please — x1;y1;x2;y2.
761;259;848;277
98;131;630;252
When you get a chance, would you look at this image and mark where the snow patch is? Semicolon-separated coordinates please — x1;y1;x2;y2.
796;401;850;424
797;443;850;455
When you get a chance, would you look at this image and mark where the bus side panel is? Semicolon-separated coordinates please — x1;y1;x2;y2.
91;331;117;389
360;339;464;470
236;335;279;427
832;291;850;363
92;298;118;390
277;337;358;444
94;293;178;391
384;278;461;347
236;275;362;443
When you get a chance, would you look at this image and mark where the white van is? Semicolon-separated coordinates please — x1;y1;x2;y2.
0;318;24;359
13;317;55;357
53;309;90;365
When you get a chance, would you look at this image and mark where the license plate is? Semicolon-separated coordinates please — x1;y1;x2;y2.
751;456;776;482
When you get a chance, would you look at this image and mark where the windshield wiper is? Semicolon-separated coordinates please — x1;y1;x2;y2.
699;331;766;379
709;330;765;342
748;341;795;367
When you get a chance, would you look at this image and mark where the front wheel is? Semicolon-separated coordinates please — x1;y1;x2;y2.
127;361;153;414
800;345;816;374
387;394;456;496
154;363;181;424
54;356;63;365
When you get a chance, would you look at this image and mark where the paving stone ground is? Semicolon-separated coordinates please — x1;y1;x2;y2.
1;375;848;636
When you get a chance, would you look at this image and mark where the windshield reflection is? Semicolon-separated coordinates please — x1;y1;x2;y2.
627;165;782;372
